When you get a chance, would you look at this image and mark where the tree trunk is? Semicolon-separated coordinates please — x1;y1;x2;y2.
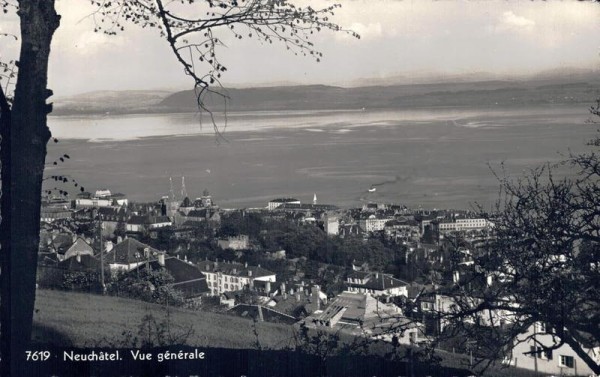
0;1;59;375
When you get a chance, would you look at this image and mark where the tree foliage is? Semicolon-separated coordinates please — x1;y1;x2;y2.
88;0;357;133
435;100;600;374
0;1;353;372
108;268;186;306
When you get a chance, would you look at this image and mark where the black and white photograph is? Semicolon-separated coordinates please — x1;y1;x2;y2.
0;1;599;376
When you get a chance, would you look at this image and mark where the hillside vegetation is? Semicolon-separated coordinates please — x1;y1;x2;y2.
52;70;600;115
32;289;294;349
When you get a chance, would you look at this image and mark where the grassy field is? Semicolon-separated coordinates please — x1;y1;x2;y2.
32;289;547;376
33;289;295;349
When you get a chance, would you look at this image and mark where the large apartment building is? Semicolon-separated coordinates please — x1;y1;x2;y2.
196;260;276;296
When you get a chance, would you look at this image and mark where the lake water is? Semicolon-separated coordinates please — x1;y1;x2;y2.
46;105;597;209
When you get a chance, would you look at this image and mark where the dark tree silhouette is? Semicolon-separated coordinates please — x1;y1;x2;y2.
431;101;600;375
0;0;355;374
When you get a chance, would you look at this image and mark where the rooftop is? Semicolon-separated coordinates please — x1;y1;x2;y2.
197;260;275;278
105;238;162;265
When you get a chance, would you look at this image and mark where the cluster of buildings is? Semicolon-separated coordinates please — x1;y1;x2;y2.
36;187;596;376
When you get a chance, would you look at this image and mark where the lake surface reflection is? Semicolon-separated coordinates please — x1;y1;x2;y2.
46;105;596;209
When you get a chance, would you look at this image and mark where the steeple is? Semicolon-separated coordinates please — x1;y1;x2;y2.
169;177;175;201
313;193;317;205
181;176;188;200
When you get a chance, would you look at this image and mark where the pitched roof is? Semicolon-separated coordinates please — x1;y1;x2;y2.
65;238;94;255
180;220;206;228
52;234;74;254
197;260;275;278
106;238;161;265
228;304;297;324
347;272;408;291
127;215;148;225
97;207;127;220
187;209;208;218
318;292;402;326
38;252;60;265
134;257;209;298
151;216;171;223
347;270;371;280
58;254;101;272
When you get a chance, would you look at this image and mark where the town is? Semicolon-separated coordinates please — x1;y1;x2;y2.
37;180;595;376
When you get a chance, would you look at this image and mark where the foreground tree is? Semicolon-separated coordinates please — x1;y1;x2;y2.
0;0;355;373
435;100;600;374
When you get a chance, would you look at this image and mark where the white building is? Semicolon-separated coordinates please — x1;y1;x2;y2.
75;189;128;208
437;218;494;232
506;323;599;376
358;215;394;233
217;235;250;250
197;260;276;296
346;271;408;298
324;214;339;236
267;198;301;211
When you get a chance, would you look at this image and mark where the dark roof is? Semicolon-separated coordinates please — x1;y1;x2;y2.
187;209;208;218
38;252;60;265
128;215;148;225
347;272;408;291
228;304;297;324
277;203;337;211
128;214;172;225
385;219;419;227
180;220;206;228
134;257;209;298
197;260;275;278
105;238;162;265
52;234;74;254
573;330;600;349
160;258;204;284
58;254;101;272
97;207;127;220
347;270;371;280
151;216;171;223
41;207;72;214
270;198;300;203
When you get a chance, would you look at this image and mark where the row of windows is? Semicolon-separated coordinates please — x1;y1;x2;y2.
204;273;247;284
528;347;574;368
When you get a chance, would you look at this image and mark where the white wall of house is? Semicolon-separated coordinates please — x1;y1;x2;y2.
507;324;598;376
201;271;275;296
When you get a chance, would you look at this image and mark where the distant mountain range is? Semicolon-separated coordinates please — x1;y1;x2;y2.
52;69;600;116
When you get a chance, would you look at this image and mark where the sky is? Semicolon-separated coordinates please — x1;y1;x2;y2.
1;1;599;96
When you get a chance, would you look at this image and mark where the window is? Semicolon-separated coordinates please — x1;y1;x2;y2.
529;346;551;359
529;346;537;358
559;355;574;368
535;322;547;333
